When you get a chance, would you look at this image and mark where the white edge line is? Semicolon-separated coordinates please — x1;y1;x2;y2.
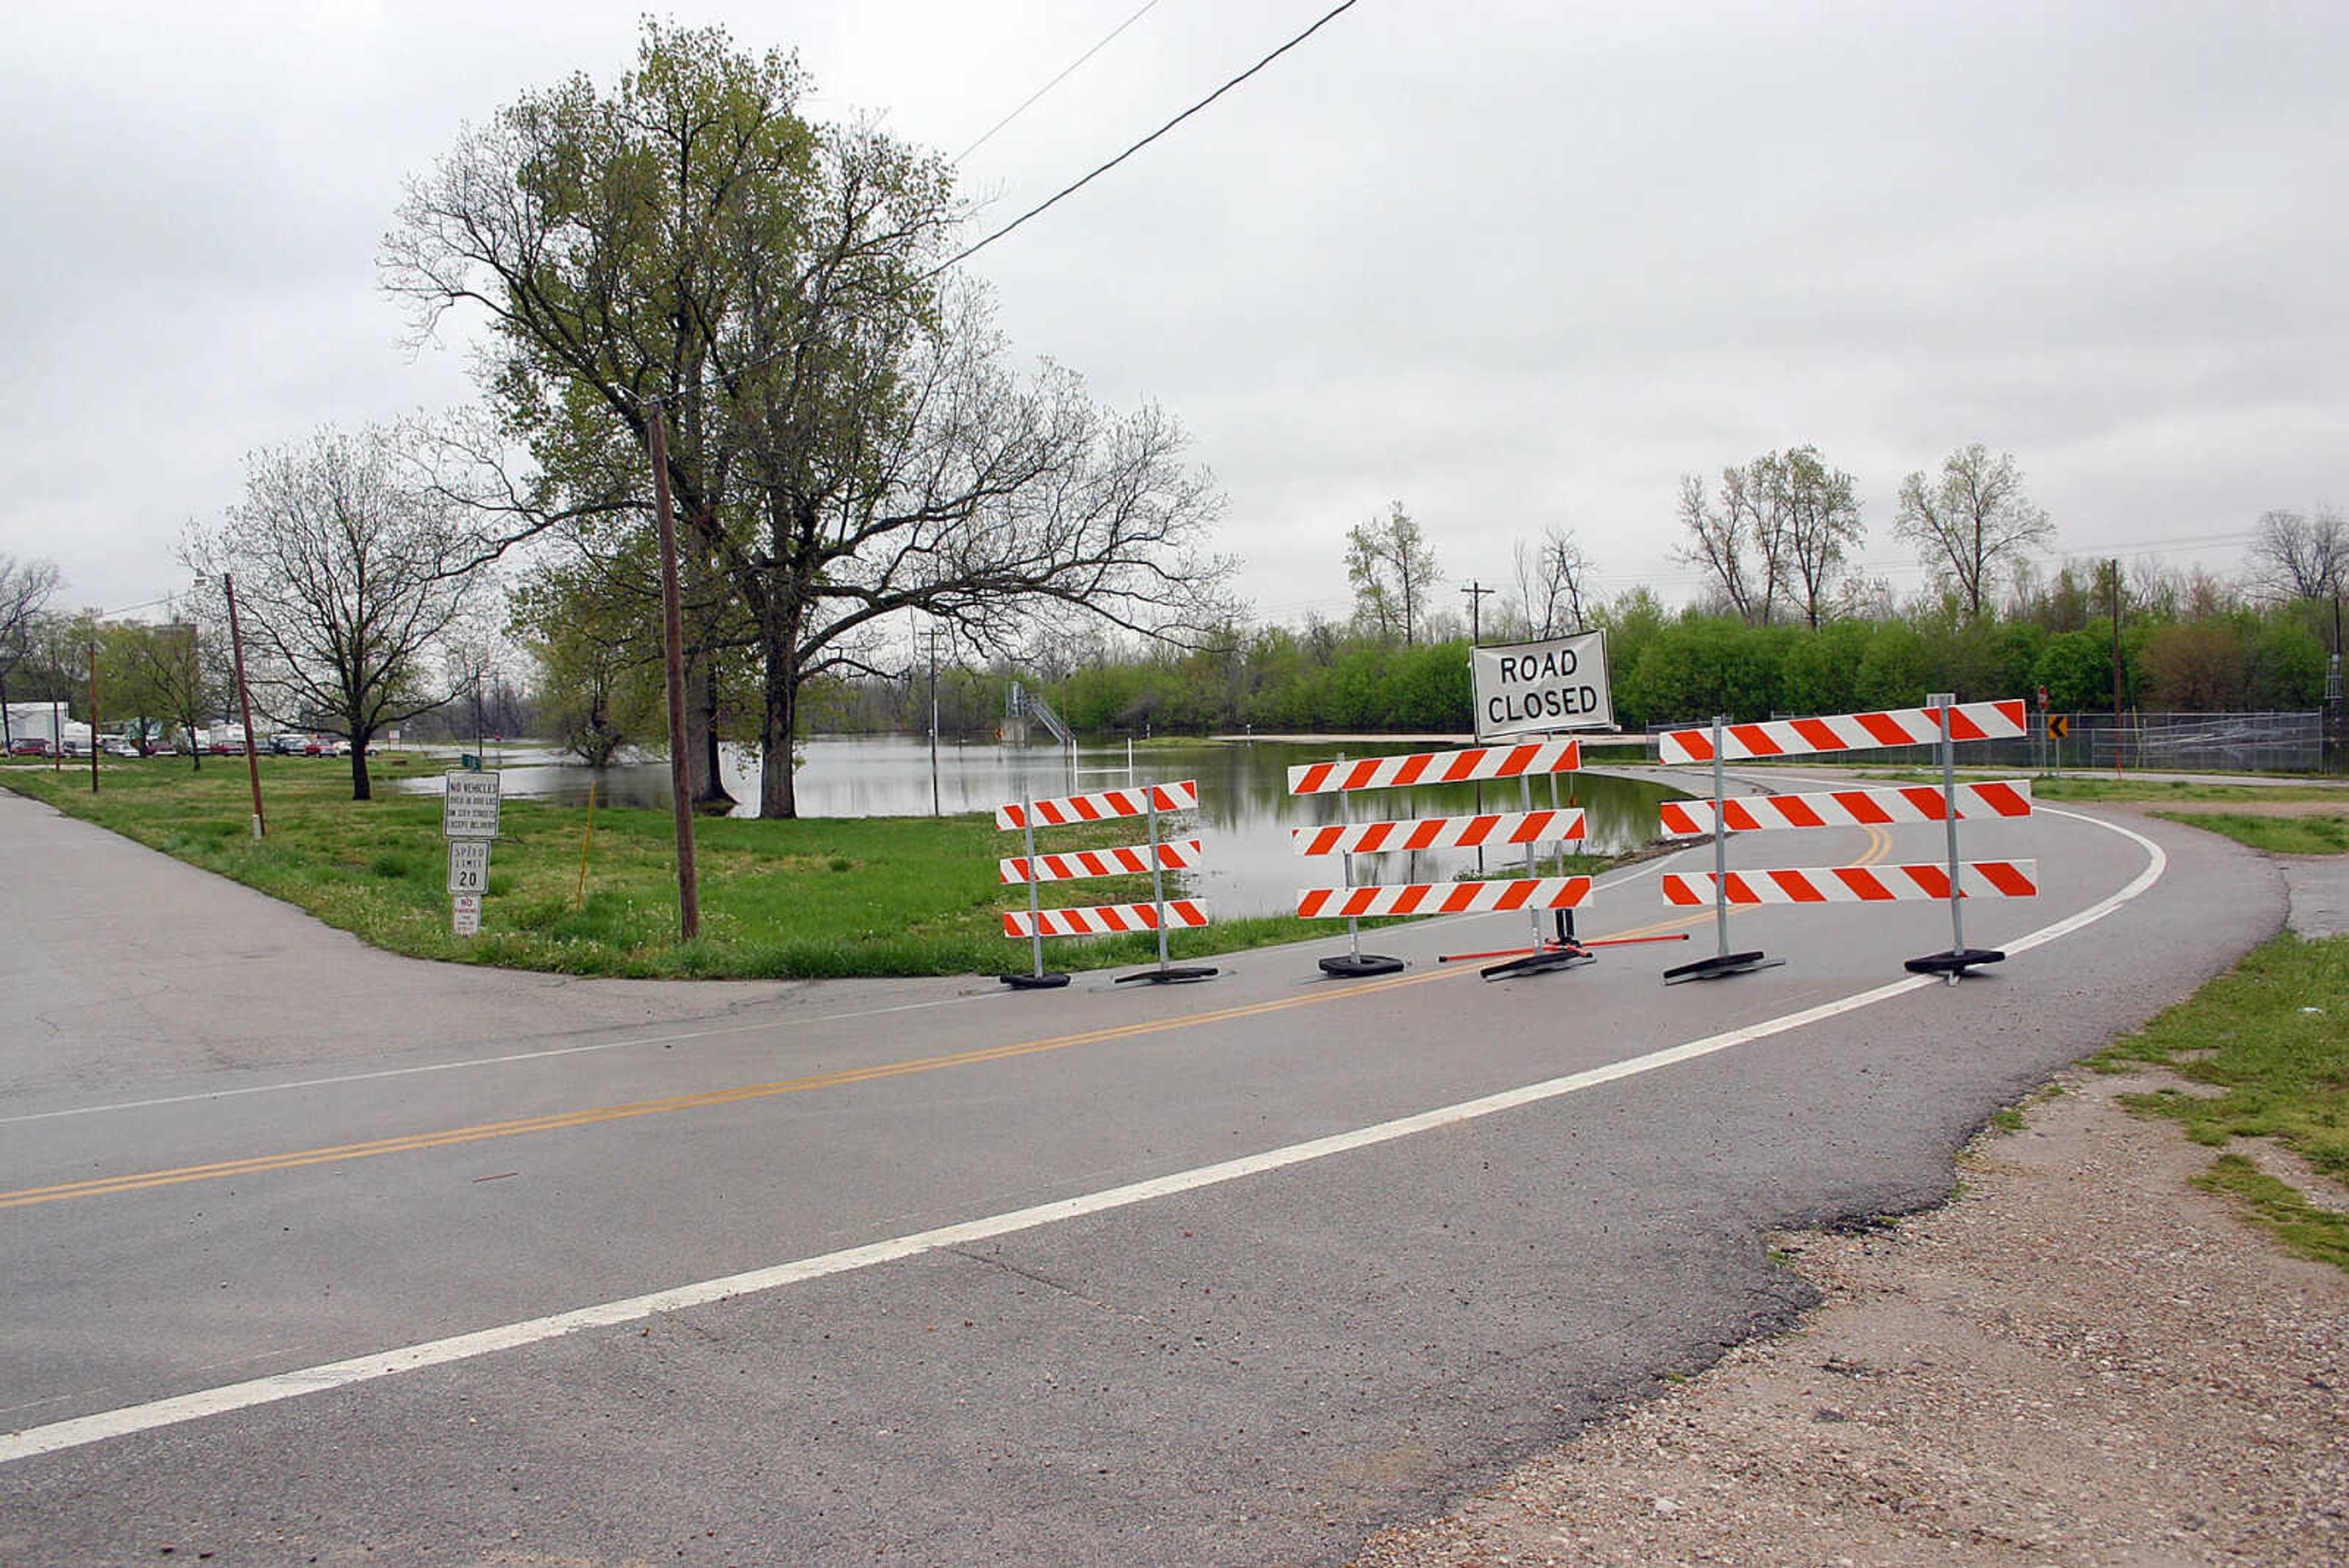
2;811;2169;1467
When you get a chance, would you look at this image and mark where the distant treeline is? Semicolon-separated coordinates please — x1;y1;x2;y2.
806;590;2334;740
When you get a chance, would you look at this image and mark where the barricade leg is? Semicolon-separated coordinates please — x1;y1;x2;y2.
1000;789;1070;990
1664;715;1783;984
1479;775;1595;980
1118;784;1217;985
1317;750;1403;978
1905;691;2007;983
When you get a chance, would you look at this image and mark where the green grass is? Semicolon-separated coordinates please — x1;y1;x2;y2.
2091;933;2349;1270
2192;1156;2349;1271
0;752;1469;980
1850;770;2349;805
2150;811;2349;856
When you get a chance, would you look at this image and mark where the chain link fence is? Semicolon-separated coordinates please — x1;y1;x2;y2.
1651;710;2336;775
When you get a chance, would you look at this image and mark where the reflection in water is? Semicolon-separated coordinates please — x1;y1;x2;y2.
400;737;1682;920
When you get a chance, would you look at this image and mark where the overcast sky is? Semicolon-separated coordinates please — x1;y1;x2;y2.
5;1;2344;636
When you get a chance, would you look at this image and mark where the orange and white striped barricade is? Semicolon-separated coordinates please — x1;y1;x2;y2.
1655;697;2032;983
996;778;1216;989
1286;740;1603;979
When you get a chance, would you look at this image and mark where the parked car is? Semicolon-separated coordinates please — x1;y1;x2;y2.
8;737;50;756
101;737;140;757
315;737;349;757
269;733;311;756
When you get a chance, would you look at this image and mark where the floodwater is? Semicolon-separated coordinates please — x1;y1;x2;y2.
399;735;1685;921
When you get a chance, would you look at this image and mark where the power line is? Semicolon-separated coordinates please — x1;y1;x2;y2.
934;0;1364;276
954;0;1165;165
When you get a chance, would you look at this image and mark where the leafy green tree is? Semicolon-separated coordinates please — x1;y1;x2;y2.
2034;628;2112;713
1854;619;1932;709
2249;615;2326;707
1778;620;1872;718
512;563;666;766
389;20;1228;818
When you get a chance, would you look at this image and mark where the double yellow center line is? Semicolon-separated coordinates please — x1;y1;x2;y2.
3;965;1460;1211
6;827;1896;1213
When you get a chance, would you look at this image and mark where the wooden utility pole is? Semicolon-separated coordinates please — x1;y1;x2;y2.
2107;558;2124;776
86;641;99;793
221;574;266;836
647;400;701;941
1460;581;1494;647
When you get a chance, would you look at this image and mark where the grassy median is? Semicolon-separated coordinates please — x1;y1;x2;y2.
0;753;1333;979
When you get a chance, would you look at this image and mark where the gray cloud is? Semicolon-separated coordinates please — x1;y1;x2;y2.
5;1;2343;630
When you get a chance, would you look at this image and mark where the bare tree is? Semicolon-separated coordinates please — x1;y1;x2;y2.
1677;466;1786;625
2248;507;2345;599
1756;447;1864;629
0;554;62;749
1345;502;1441;645
1512;522;1595;638
185;426;496;800
1893;444;2055;619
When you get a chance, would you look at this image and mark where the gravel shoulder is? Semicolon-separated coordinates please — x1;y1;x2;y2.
1353;1059;2349;1567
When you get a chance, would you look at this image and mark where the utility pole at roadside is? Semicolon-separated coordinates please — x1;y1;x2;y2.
2107;558;2124;776
1460;581;1494;648
646;399;701;941
86;641;99;793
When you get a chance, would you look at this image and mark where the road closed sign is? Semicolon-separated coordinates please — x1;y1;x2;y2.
1472;630;1613;741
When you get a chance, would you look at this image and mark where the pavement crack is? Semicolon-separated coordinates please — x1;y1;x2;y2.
944;1245;1139;1322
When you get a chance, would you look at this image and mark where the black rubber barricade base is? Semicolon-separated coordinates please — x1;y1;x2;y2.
1319;953;1406;978
1662;950;1786;984
1115;965;1220;984
999;971;1072;990
1904;948;2006;978
1480;946;1596;981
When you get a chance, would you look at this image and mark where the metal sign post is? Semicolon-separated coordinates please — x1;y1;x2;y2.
442;770;501;937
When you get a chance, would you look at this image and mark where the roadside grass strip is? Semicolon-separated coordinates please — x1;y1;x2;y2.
2093;932;2349;1272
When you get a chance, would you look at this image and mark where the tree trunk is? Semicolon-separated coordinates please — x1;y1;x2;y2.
350;737;373;801
759;628;799;819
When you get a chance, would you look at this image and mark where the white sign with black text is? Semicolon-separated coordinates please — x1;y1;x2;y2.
1471;630;1613;740
442;771;502;841
448;839;491;896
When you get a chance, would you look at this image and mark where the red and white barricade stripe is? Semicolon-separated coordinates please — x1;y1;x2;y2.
1003;899;1211;939
1297;876;1592;921
1287;740;1580;796
1001;839;1204;885
1663;860;2038;906
1661;780;2032;837
1292;808;1586;858
995;779;1198;831
1658;699;2025;765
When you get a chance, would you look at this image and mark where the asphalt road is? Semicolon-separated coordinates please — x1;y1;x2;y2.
0;776;2284;1565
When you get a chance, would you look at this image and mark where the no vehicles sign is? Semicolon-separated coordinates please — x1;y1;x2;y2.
442;771;502;840
1472;631;1613;741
